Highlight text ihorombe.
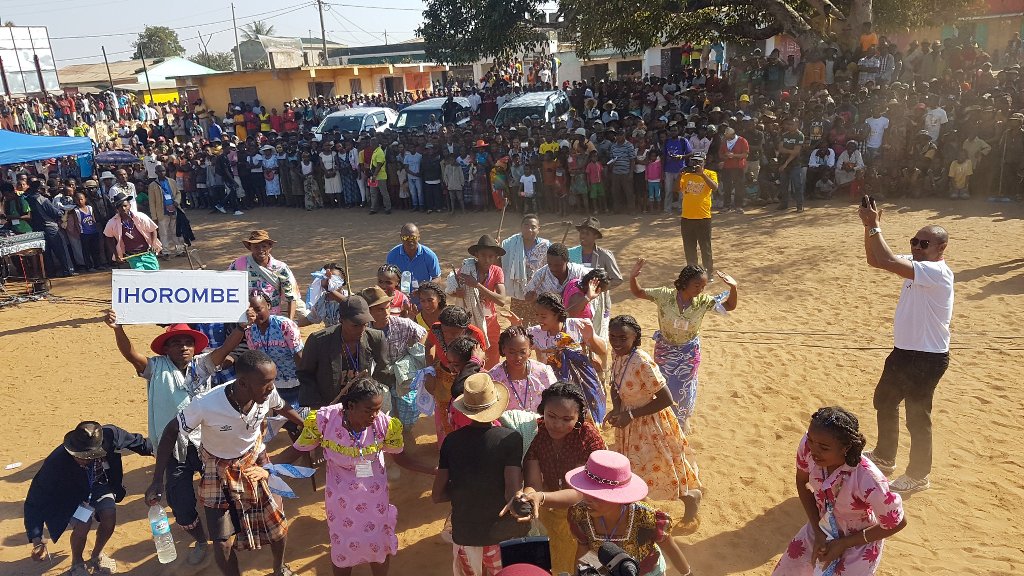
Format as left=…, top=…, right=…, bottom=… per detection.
left=115, top=287, right=242, bottom=305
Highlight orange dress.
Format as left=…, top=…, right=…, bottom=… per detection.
left=611, top=348, right=701, bottom=501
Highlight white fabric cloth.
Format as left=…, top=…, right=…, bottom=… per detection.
left=893, top=256, right=954, bottom=353
left=446, top=258, right=491, bottom=348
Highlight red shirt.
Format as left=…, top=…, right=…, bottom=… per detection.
left=718, top=136, right=749, bottom=170
left=270, top=114, right=283, bottom=133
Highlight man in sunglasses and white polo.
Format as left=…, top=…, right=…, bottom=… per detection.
left=857, top=195, right=953, bottom=494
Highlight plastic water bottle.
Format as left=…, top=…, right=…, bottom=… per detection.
left=149, top=505, right=177, bottom=563
left=400, top=270, right=412, bottom=294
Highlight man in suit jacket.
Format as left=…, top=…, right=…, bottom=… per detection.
left=297, top=295, right=393, bottom=410
left=147, top=163, right=183, bottom=258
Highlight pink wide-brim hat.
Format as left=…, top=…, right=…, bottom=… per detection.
left=565, top=450, right=649, bottom=504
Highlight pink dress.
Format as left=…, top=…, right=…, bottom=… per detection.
left=562, top=280, right=594, bottom=320
left=294, top=406, right=404, bottom=568
left=772, top=435, right=905, bottom=576
left=487, top=359, right=557, bottom=412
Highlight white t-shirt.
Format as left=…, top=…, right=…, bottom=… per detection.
left=864, top=116, right=889, bottom=149
left=179, top=384, right=284, bottom=459
left=520, top=174, right=538, bottom=197
left=143, top=155, right=160, bottom=179
left=924, top=108, right=948, bottom=142
left=893, top=257, right=954, bottom=353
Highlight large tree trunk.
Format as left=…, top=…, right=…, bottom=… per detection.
left=846, top=0, right=873, bottom=50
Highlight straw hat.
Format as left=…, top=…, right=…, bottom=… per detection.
left=452, top=373, right=509, bottom=423
left=565, top=450, right=649, bottom=504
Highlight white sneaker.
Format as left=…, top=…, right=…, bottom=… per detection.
left=889, top=474, right=930, bottom=493
left=233, top=210, right=245, bottom=216
left=215, top=205, right=227, bottom=214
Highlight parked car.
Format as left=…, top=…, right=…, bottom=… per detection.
left=493, top=91, right=571, bottom=127
left=313, top=107, right=397, bottom=140
left=394, top=97, right=472, bottom=131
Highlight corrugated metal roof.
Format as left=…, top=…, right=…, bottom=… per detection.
left=57, top=57, right=217, bottom=87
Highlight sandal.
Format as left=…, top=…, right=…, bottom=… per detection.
left=89, top=553, right=118, bottom=574
left=277, top=564, right=298, bottom=576
left=67, top=562, right=90, bottom=576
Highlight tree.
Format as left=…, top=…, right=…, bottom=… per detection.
left=242, top=20, right=276, bottom=41
left=420, top=0, right=984, bottom=64
left=189, top=51, right=236, bottom=71
left=4, top=21, right=15, bottom=27
left=132, top=26, right=185, bottom=60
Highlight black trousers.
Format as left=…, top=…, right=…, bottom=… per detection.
left=165, top=442, right=203, bottom=529
left=872, top=347, right=949, bottom=478
left=679, top=217, right=713, bottom=274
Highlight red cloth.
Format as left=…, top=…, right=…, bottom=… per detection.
left=524, top=421, right=606, bottom=491
left=718, top=136, right=749, bottom=170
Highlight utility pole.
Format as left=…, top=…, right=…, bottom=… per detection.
left=231, top=3, right=242, bottom=71
left=317, top=0, right=328, bottom=65
left=101, top=46, right=114, bottom=90
left=138, top=43, right=155, bottom=104
left=384, top=30, right=388, bottom=45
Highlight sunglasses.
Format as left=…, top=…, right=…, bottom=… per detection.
left=401, top=235, right=419, bottom=242
left=910, top=237, right=931, bottom=249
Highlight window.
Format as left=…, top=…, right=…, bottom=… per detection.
left=308, top=82, right=335, bottom=99
left=349, top=78, right=363, bottom=94
left=228, top=87, right=258, bottom=106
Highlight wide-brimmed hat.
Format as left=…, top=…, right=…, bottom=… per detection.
left=475, top=139, right=488, bottom=148
left=111, top=191, right=133, bottom=207
left=575, top=216, right=603, bottom=239
left=63, top=421, right=107, bottom=460
left=242, top=229, right=276, bottom=248
left=339, top=294, right=374, bottom=324
left=99, top=171, right=116, bottom=180
left=150, top=323, right=210, bottom=354
left=359, top=286, right=390, bottom=308
left=468, top=234, right=506, bottom=257
left=565, top=450, right=649, bottom=504
left=452, top=373, right=509, bottom=423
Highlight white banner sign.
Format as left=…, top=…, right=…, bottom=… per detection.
left=111, top=270, right=249, bottom=324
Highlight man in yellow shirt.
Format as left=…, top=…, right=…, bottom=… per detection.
left=679, top=153, right=719, bottom=275
left=538, top=135, right=560, bottom=156
left=368, top=135, right=391, bottom=214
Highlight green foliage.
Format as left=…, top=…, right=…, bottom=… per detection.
left=242, top=21, right=276, bottom=41
left=131, top=26, right=185, bottom=60
left=420, top=0, right=980, bottom=63
left=189, top=51, right=236, bottom=71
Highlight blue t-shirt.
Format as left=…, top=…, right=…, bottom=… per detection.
left=386, top=243, right=442, bottom=285
left=664, top=137, right=693, bottom=173
left=404, top=152, right=423, bottom=176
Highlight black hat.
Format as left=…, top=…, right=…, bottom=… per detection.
left=111, top=191, right=133, bottom=207
left=575, top=216, right=603, bottom=239
left=339, top=294, right=374, bottom=324
left=468, top=234, right=506, bottom=257
left=63, top=421, right=107, bottom=460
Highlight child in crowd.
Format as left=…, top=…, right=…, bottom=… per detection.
left=378, top=264, right=414, bottom=318
left=948, top=148, right=973, bottom=200
left=645, top=149, right=663, bottom=213
left=585, top=150, right=606, bottom=213
left=520, top=163, right=539, bottom=215
left=443, top=153, right=465, bottom=213
left=508, top=153, right=525, bottom=213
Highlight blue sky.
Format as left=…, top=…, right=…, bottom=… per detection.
left=1, top=0, right=426, bottom=66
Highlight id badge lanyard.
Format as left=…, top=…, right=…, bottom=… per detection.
left=348, top=419, right=376, bottom=478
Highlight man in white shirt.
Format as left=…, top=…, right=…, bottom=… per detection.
left=858, top=197, right=953, bottom=494
left=923, top=99, right=948, bottom=143
left=146, top=350, right=304, bottom=576
left=466, top=89, right=481, bottom=113
left=109, top=169, right=138, bottom=212
left=863, top=107, right=889, bottom=165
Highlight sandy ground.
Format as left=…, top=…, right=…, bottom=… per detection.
left=1, top=198, right=1022, bottom=576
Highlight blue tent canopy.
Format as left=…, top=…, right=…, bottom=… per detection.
left=0, top=129, right=94, bottom=165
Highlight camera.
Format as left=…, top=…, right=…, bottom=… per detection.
left=575, top=543, right=639, bottom=576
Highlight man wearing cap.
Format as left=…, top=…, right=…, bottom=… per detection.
left=386, top=223, right=443, bottom=292
left=147, top=163, right=184, bottom=259
left=662, top=123, right=693, bottom=214
left=229, top=230, right=302, bottom=321
left=106, top=309, right=249, bottom=563
left=678, top=153, right=719, bottom=275
left=24, top=421, right=153, bottom=576
left=567, top=217, right=622, bottom=338
left=147, top=350, right=305, bottom=576
left=297, top=294, right=392, bottom=409
left=102, top=190, right=161, bottom=270
left=432, top=373, right=528, bottom=576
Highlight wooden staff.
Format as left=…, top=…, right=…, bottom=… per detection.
left=495, top=201, right=508, bottom=241
left=341, top=237, right=351, bottom=290
left=560, top=220, right=574, bottom=244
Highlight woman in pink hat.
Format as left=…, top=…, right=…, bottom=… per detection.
left=565, top=450, right=693, bottom=576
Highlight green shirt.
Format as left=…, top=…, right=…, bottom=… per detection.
left=644, top=286, right=724, bottom=345
left=4, top=196, right=32, bottom=233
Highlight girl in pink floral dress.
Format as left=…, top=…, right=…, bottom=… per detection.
left=773, top=407, right=907, bottom=576
left=290, top=378, right=434, bottom=575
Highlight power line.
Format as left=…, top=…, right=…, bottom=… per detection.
left=325, top=2, right=422, bottom=11
left=327, top=6, right=386, bottom=44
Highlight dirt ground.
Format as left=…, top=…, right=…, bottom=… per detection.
left=1, top=198, right=1022, bottom=576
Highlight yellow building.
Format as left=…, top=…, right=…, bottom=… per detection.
left=170, top=63, right=452, bottom=116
